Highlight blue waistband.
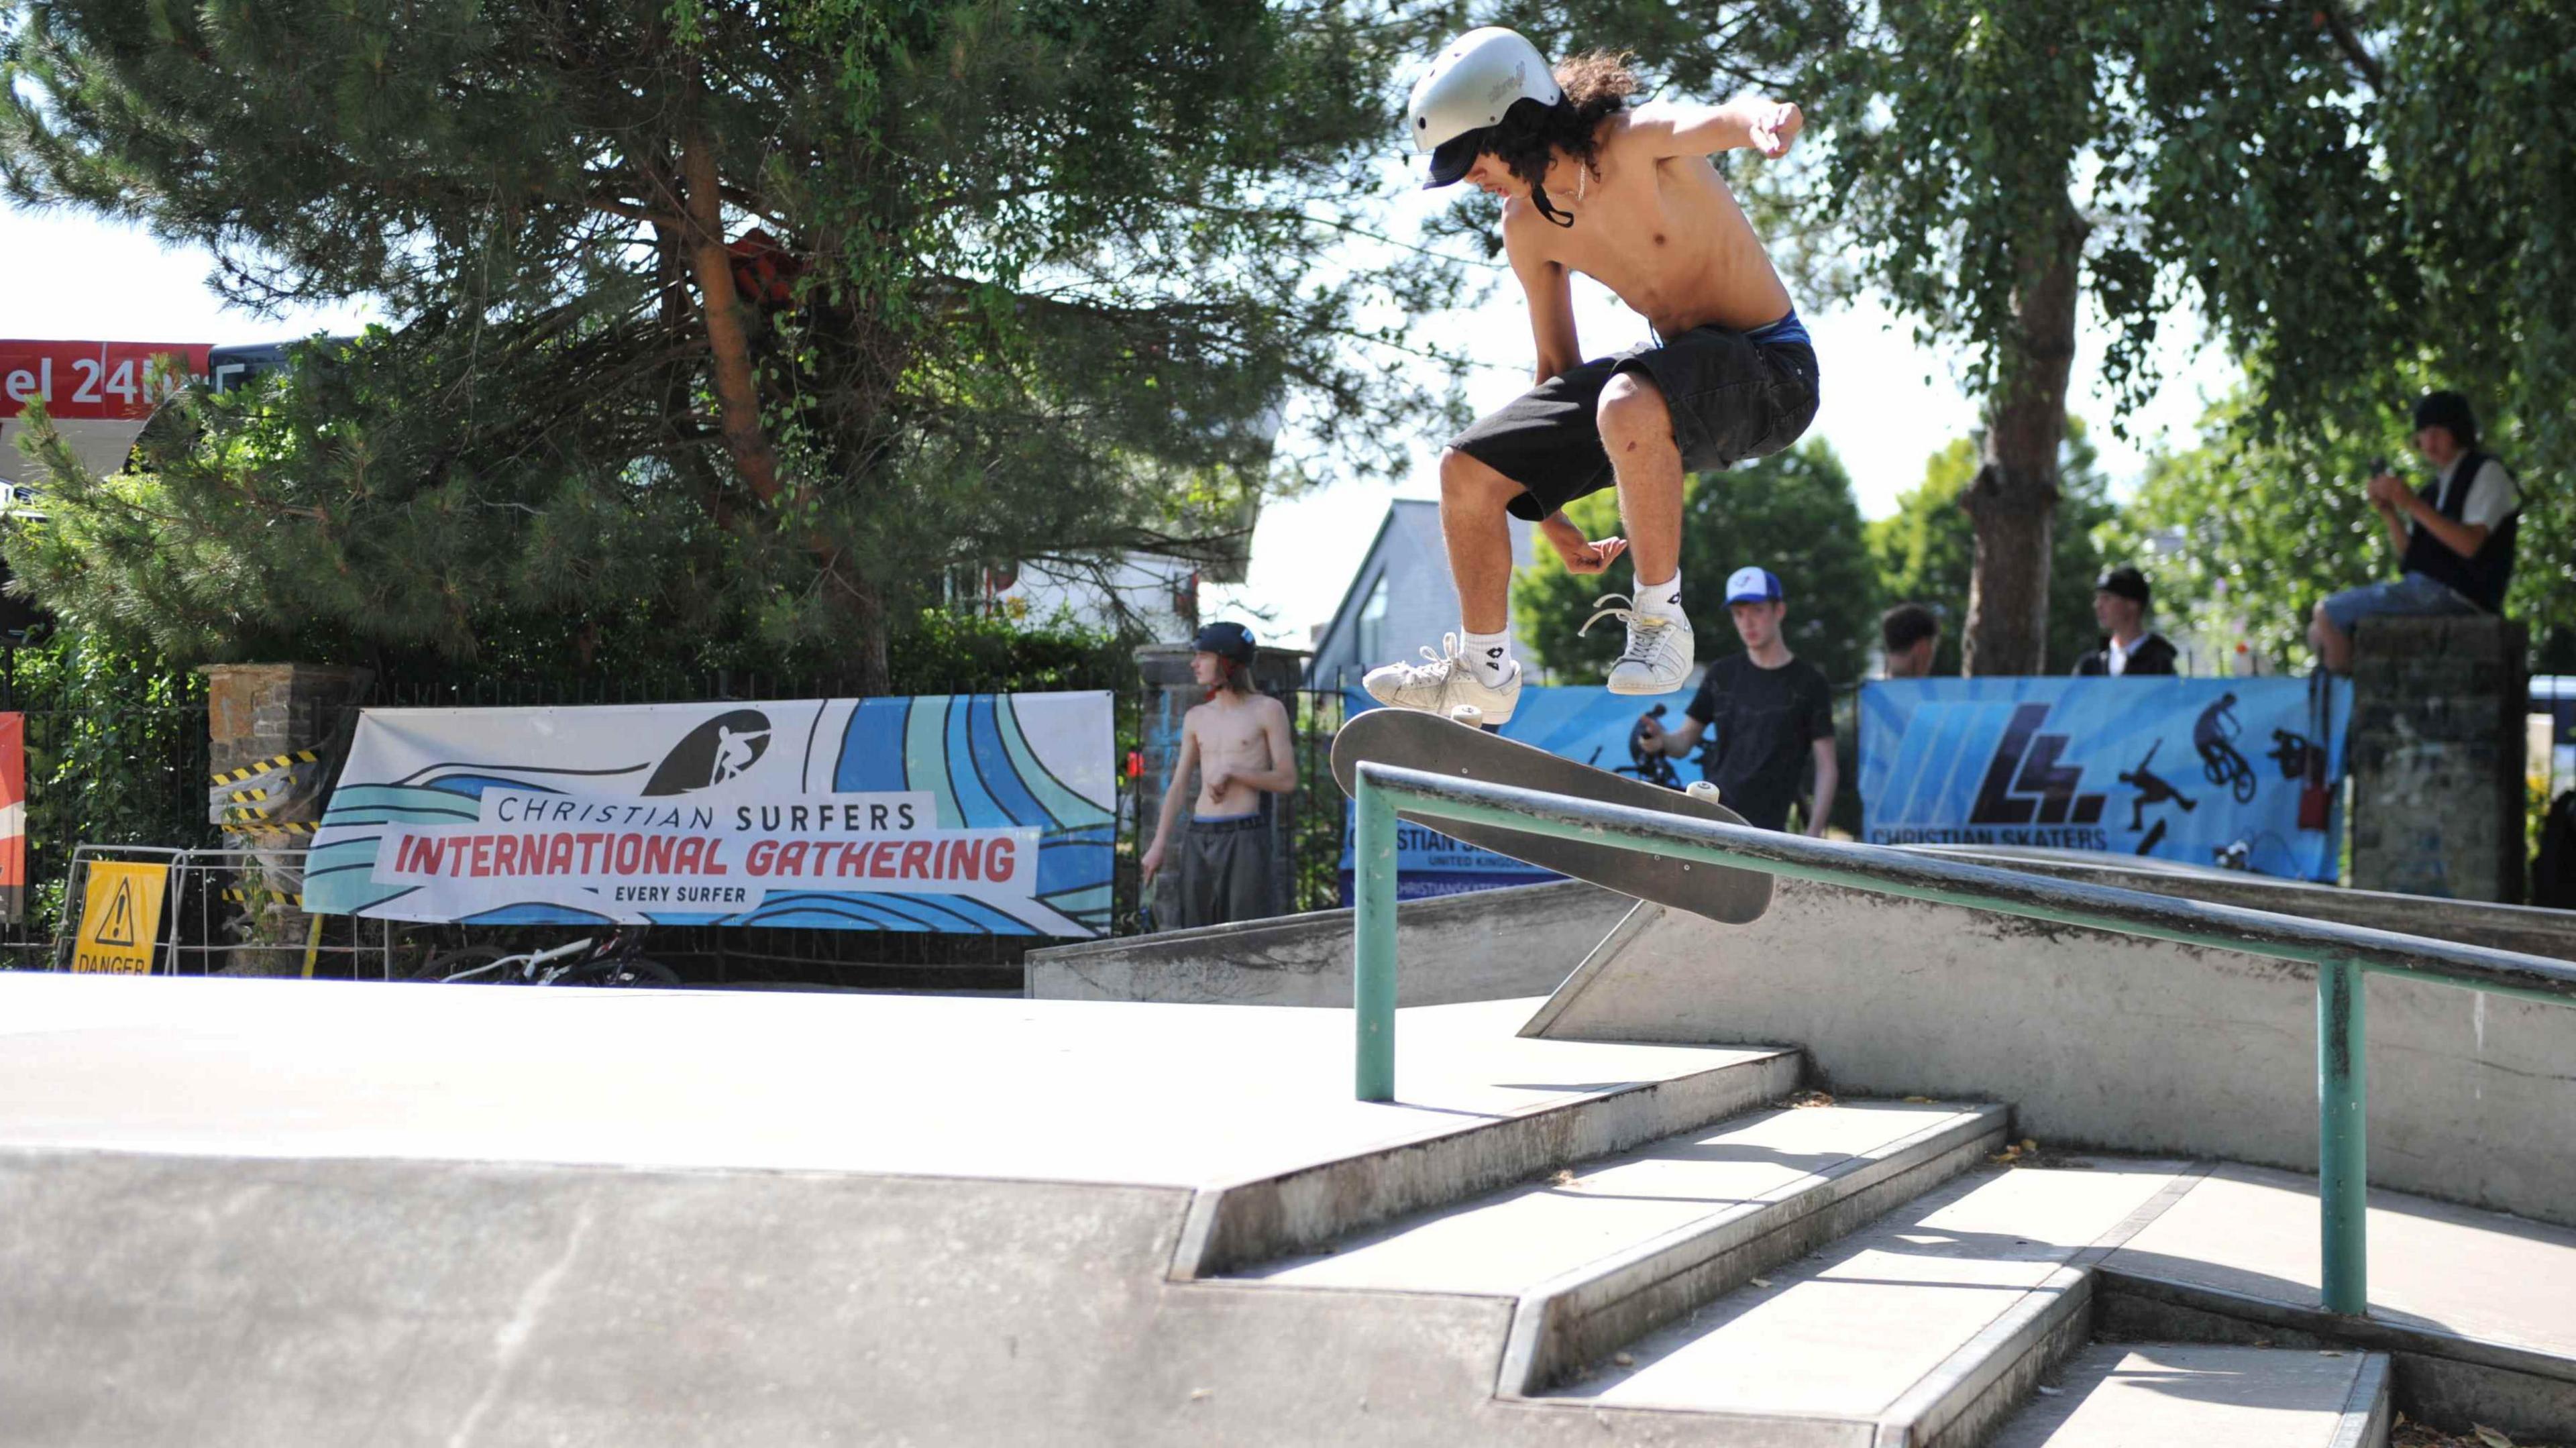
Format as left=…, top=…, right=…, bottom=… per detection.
left=1746, top=309, right=1811, bottom=349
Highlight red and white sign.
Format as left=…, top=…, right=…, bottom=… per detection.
left=0, top=340, right=211, bottom=421
left=0, top=714, right=23, bottom=924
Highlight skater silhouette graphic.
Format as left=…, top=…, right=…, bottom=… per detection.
left=2118, top=739, right=2199, bottom=854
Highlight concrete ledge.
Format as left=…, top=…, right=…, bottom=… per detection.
left=1173, top=1046, right=1802, bottom=1278
left=1913, top=846, right=2576, bottom=962
left=1030, top=879, right=1632, bottom=1007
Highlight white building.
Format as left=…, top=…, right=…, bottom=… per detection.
left=1306, top=500, right=1539, bottom=690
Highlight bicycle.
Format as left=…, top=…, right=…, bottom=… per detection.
left=408, top=926, right=681, bottom=987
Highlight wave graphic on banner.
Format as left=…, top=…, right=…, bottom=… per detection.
left=305, top=693, right=1116, bottom=936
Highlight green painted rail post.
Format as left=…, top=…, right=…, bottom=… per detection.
left=1353, top=771, right=1398, bottom=1102
left=2318, top=958, right=2368, bottom=1315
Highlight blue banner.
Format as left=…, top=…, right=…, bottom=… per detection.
left=1337, top=685, right=1694, bottom=901
left=1859, top=677, right=2349, bottom=881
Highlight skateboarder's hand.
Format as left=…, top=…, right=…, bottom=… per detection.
left=1550, top=531, right=1627, bottom=575
left=1141, top=842, right=1166, bottom=884
left=1203, top=766, right=1233, bottom=798
left=1635, top=713, right=1666, bottom=749
left=1749, top=102, right=1802, bottom=158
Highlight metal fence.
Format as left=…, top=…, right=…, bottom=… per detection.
left=0, top=655, right=212, bottom=972
left=13, top=665, right=1362, bottom=981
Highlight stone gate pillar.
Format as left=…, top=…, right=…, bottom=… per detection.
left=2347, top=615, right=2526, bottom=903
left=200, top=663, right=374, bottom=975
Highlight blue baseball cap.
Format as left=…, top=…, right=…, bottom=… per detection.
left=1725, top=566, right=1784, bottom=605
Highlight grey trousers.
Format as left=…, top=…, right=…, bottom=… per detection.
left=1173, top=815, right=1279, bottom=930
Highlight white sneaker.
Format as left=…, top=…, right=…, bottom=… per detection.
left=1582, top=595, right=1696, bottom=695
left=1362, top=632, right=1521, bottom=724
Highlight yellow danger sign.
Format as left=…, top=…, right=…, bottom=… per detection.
left=74, top=862, right=170, bottom=974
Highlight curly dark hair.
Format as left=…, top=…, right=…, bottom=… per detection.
left=1479, top=51, right=1642, bottom=227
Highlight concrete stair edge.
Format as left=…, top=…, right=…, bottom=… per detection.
left=1169, top=1047, right=1803, bottom=1278
left=1986, top=1345, right=2392, bottom=1448
left=2337, top=1353, right=2396, bottom=1448
left=1499, top=1104, right=2011, bottom=1395
left=1874, top=1166, right=2215, bottom=1448
left=2096, top=1268, right=2576, bottom=1388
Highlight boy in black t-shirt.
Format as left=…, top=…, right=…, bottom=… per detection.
left=1633, top=566, right=1837, bottom=833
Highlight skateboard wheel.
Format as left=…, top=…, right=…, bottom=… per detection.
left=1448, top=705, right=1484, bottom=726
left=1686, top=781, right=1722, bottom=803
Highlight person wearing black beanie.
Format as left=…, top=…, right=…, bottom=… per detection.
left=2074, top=565, right=2180, bottom=675
left=2309, top=390, right=2520, bottom=672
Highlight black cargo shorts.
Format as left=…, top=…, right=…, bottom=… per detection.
left=1449, top=313, right=1821, bottom=522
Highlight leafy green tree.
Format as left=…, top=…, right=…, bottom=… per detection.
left=1868, top=420, right=2114, bottom=675
left=2096, top=390, right=2435, bottom=674
left=0, top=0, right=1460, bottom=687
left=1515, top=439, right=1878, bottom=687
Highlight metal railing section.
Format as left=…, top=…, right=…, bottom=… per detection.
left=1348, top=761, right=2576, bottom=1320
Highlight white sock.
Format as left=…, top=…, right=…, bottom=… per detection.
left=1635, top=569, right=1686, bottom=622
left=1462, top=628, right=1514, bottom=685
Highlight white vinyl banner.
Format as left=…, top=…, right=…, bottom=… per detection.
left=305, top=693, right=1115, bottom=936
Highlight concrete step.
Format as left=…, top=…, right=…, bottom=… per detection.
left=1173, top=1038, right=1803, bottom=1277
left=1535, top=1158, right=2200, bottom=1448
left=1988, top=1343, right=2390, bottom=1447
left=1231, top=1099, right=2007, bottom=1393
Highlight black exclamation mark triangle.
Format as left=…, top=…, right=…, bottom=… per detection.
left=97, top=879, right=139, bottom=948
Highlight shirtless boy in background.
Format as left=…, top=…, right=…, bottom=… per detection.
left=1141, top=622, right=1297, bottom=929
left=1365, top=28, right=1817, bottom=724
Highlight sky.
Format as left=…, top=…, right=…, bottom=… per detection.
left=0, top=194, right=2241, bottom=649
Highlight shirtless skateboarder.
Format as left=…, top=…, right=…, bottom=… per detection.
left=1364, top=27, right=1818, bottom=724
left=1141, top=622, right=1297, bottom=928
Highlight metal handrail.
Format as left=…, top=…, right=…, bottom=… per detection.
left=1349, top=761, right=2576, bottom=1319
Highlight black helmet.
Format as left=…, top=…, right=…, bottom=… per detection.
left=1193, top=620, right=1256, bottom=666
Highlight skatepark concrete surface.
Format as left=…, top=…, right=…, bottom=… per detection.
left=0, top=972, right=1764, bottom=1184
left=6, top=967, right=2573, bottom=1446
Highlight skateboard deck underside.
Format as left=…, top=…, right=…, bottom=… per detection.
left=1331, top=708, right=1774, bottom=925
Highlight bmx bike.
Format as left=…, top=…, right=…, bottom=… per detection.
left=407, top=926, right=680, bottom=987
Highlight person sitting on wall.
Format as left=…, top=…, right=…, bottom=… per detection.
left=2309, top=390, right=2521, bottom=674
left=1880, top=602, right=1941, bottom=679
left=2073, top=566, right=2179, bottom=676
left=1140, top=622, right=1296, bottom=930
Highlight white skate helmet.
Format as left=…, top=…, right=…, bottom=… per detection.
left=1407, top=27, right=1562, bottom=187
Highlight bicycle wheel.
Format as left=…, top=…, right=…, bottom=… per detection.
left=560, top=957, right=682, bottom=988
left=411, top=946, right=509, bottom=983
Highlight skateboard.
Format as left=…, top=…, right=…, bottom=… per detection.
left=1331, top=706, right=1774, bottom=924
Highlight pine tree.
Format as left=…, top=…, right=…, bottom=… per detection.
left=0, top=0, right=1461, bottom=685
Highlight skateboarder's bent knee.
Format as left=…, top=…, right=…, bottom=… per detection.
left=1438, top=446, right=1527, bottom=512
left=1594, top=372, right=1672, bottom=455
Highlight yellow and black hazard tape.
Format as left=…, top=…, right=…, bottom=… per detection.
left=219, top=887, right=305, bottom=907
left=218, top=820, right=315, bottom=836
left=227, top=787, right=271, bottom=804
left=211, top=747, right=321, bottom=787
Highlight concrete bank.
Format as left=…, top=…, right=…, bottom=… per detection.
left=1026, top=877, right=1629, bottom=1006
left=1528, top=879, right=2576, bottom=1229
